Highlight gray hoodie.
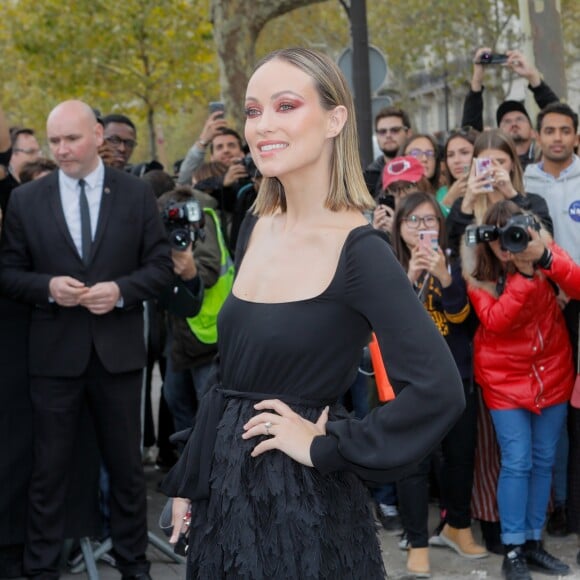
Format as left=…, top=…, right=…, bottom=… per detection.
left=524, top=155, right=580, bottom=264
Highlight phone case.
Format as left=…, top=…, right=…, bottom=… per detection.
left=475, top=157, right=494, bottom=191
left=418, top=230, right=438, bottom=251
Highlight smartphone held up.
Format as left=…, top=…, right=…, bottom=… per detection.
left=475, top=157, right=494, bottom=192
left=418, top=230, right=439, bottom=252
left=377, top=195, right=396, bottom=211
left=476, top=52, right=508, bottom=65
left=209, top=101, right=225, bottom=119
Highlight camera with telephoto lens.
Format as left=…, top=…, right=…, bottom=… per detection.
left=465, top=214, right=540, bottom=253
left=161, top=200, right=205, bottom=251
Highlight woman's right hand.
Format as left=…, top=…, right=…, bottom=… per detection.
left=169, top=497, right=191, bottom=545
left=372, top=204, right=394, bottom=234
left=408, top=246, right=431, bottom=285
left=461, top=161, right=491, bottom=214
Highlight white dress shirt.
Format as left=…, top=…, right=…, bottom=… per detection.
left=59, top=160, right=105, bottom=259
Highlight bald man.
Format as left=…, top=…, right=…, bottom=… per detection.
left=0, top=100, right=173, bottom=580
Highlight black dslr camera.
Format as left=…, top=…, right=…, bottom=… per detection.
left=235, top=154, right=260, bottom=179
left=465, top=214, right=540, bottom=253
left=161, top=200, right=205, bottom=251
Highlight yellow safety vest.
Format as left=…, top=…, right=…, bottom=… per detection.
left=186, top=208, right=234, bottom=344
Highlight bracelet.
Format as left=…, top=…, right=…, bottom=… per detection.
left=198, top=138, right=208, bottom=148
left=535, top=247, right=553, bottom=270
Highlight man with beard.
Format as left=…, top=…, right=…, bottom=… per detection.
left=364, top=106, right=412, bottom=197
left=462, top=47, right=559, bottom=169
left=524, top=101, right=580, bottom=546
left=524, top=102, right=579, bottom=269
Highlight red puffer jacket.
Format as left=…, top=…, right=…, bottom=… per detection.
left=466, top=243, right=580, bottom=413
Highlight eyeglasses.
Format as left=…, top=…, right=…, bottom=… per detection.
left=105, top=135, right=137, bottom=149
left=376, top=126, right=407, bottom=136
left=408, top=148, right=436, bottom=159
left=401, top=214, right=440, bottom=229
left=13, top=147, right=41, bottom=155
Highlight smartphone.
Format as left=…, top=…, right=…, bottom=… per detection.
left=209, top=101, right=225, bottom=118
left=475, top=157, right=494, bottom=191
left=477, top=52, right=508, bottom=65
left=418, top=230, right=439, bottom=251
left=377, top=195, right=395, bottom=210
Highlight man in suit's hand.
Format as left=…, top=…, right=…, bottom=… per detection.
left=49, top=276, right=88, bottom=306
left=79, top=281, right=121, bottom=314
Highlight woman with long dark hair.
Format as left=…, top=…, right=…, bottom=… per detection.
left=463, top=199, right=580, bottom=579
left=437, top=126, right=479, bottom=217
left=446, top=129, right=552, bottom=257
left=391, top=192, right=485, bottom=576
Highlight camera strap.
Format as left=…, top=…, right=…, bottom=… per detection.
left=495, top=274, right=506, bottom=297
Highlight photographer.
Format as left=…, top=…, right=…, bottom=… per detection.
left=158, top=186, right=228, bottom=432
left=179, top=124, right=250, bottom=252
left=177, top=110, right=228, bottom=186
left=446, top=129, right=552, bottom=257
left=462, top=200, right=580, bottom=580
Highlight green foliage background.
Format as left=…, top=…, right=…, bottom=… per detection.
left=0, top=0, right=576, bottom=166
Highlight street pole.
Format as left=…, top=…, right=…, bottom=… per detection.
left=350, top=0, right=373, bottom=169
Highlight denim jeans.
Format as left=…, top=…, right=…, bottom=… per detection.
left=552, top=415, right=569, bottom=505
left=163, top=357, right=215, bottom=433
left=490, top=402, right=567, bottom=545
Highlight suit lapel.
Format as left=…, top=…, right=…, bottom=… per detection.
left=47, top=173, right=82, bottom=260
left=90, top=167, right=115, bottom=260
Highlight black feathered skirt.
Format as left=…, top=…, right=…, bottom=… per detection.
left=185, top=398, right=386, bottom=579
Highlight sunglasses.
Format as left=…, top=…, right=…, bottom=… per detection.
left=376, top=126, right=407, bottom=136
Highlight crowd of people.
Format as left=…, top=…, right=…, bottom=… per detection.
left=362, top=48, right=580, bottom=580
left=0, top=44, right=579, bottom=580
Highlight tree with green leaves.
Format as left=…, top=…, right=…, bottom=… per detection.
left=2, top=0, right=218, bottom=160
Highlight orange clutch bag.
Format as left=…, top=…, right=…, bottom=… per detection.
left=368, top=332, right=395, bottom=402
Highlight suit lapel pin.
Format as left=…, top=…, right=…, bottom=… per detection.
left=104, top=187, right=111, bottom=194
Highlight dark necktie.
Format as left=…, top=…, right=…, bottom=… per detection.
left=78, top=179, right=92, bottom=264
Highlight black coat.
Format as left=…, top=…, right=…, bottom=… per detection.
left=0, top=167, right=173, bottom=377
left=0, top=166, right=173, bottom=576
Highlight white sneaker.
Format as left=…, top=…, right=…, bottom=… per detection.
left=398, top=532, right=410, bottom=551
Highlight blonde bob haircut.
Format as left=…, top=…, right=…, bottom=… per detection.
left=249, top=47, right=375, bottom=216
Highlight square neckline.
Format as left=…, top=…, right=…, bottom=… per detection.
left=231, top=222, right=373, bottom=306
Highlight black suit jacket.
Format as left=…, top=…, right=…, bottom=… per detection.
left=0, top=166, right=173, bottom=377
